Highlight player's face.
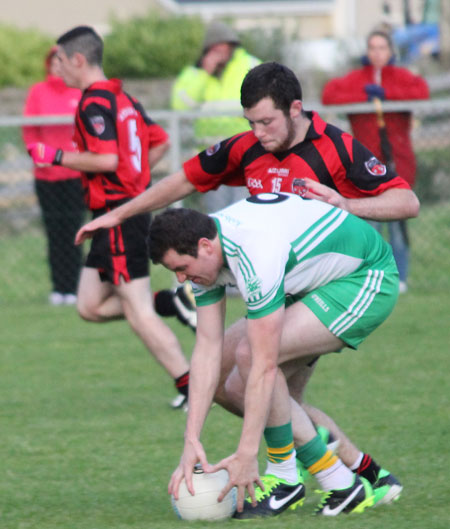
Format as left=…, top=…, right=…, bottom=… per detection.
left=162, top=243, right=221, bottom=287
left=244, top=97, right=298, bottom=152
left=49, top=55, right=62, bottom=77
left=55, top=47, right=80, bottom=89
left=367, top=35, right=392, bottom=69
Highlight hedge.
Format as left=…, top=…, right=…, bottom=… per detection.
left=0, top=14, right=284, bottom=87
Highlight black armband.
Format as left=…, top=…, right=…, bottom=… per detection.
left=53, top=149, right=64, bottom=166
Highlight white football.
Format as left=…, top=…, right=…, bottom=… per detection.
left=171, top=467, right=237, bottom=521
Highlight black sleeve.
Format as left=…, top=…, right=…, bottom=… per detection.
left=347, top=138, right=399, bottom=191
left=79, top=101, right=117, bottom=142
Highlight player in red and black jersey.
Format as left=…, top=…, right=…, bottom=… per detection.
left=76, top=63, right=416, bottom=510
left=74, top=78, right=168, bottom=210
left=28, top=26, right=194, bottom=408
left=184, top=110, right=408, bottom=200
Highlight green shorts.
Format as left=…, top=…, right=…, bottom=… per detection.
left=292, top=256, right=399, bottom=349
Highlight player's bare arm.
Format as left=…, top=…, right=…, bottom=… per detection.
left=346, top=187, right=420, bottom=220
left=303, top=178, right=420, bottom=221
left=75, top=169, right=196, bottom=245
left=60, top=151, right=118, bottom=173
left=27, top=142, right=118, bottom=173
left=169, top=300, right=226, bottom=499
left=210, top=307, right=284, bottom=511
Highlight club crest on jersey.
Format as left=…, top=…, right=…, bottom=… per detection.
left=292, top=178, right=308, bottom=197
left=206, top=143, right=221, bottom=156
left=245, top=276, right=262, bottom=298
left=365, top=156, right=387, bottom=176
left=90, top=115, right=105, bottom=135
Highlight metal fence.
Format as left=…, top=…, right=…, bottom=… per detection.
left=1, top=100, right=449, bottom=304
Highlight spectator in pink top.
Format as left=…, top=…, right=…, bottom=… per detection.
left=23, top=46, right=85, bottom=305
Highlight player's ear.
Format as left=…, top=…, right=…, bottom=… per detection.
left=198, top=237, right=213, bottom=255
left=72, top=51, right=86, bottom=68
left=290, top=100, right=303, bottom=119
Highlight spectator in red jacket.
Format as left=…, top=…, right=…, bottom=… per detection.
left=321, top=30, right=429, bottom=293
left=23, top=46, right=85, bottom=305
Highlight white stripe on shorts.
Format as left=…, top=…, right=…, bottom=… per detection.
left=328, top=269, right=384, bottom=337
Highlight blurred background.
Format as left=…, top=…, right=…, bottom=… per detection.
left=0, top=0, right=449, bottom=303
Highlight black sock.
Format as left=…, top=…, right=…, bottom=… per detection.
left=175, top=371, right=189, bottom=397
left=355, top=453, right=381, bottom=484
left=154, top=290, right=176, bottom=317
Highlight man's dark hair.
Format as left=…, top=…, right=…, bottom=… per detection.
left=149, top=208, right=217, bottom=264
left=241, top=62, right=303, bottom=115
left=57, top=26, right=103, bottom=66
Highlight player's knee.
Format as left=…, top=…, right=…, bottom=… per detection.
left=223, top=370, right=244, bottom=406
left=77, top=299, right=102, bottom=322
left=235, top=340, right=252, bottom=373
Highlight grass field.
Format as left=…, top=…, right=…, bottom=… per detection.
left=1, top=201, right=449, bottom=528
left=1, top=257, right=448, bottom=529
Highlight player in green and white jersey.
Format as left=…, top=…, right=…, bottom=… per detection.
left=150, top=193, right=400, bottom=518
left=195, top=193, right=398, bottom=346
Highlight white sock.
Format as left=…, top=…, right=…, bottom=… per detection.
left=264, top=451, right=298, bottom=484
left=350, top=451, right=364, bottom=471
left=314, top=459, right=355, bottom=491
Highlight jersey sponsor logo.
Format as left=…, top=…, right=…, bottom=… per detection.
left=311, top=293, right=329, bottom=312
left=247, top=177, right=263, bottom=189
left=245, top=275, right=262, bottom=298
left=206, top=143, right=221, bottom=156
left=90, top=115, right=105, bottom=135
left=364, top=156, right=387, bottom=176
left=268, top=167, right=290, bottom=177
left=118, top=106, right=137, bottom=122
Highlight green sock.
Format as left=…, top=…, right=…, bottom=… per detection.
left=296, top=434, right=327, bottom=468
left=264, top=422, right=295, bottom=463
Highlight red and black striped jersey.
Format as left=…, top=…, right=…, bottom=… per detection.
left=74, top=79, right=168, bottom=210
left=183, top=111, right=410, bottom=198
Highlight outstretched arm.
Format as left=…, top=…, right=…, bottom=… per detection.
left=75, top=169, right=196, bottom=244
left=303, top=178, right=420, bottom=221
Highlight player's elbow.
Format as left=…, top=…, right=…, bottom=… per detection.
left=406, top=191, right=420, bottom=219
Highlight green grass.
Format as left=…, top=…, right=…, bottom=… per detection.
left=1, top=274, right=449, bottom=528
left=1, top=201, right=449, bottom=528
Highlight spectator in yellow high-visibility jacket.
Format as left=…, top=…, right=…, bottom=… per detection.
left=171, top=21, right=261, bottom=143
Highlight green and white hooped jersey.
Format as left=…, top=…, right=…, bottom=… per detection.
left=192, top=193, right=394, bottom=319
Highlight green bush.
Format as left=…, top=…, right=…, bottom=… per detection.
left=104, top=14, right=204, bottom=78
left=103, top=13, right=286, bottom=79
left=0, top=24, right=52, bottom=88
left=0, top=15, right=286, bottom=87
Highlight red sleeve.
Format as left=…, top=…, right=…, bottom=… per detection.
left=341, top=135, right=411, bottom=197
left=184, top=134, right=250, bottom=192
left=147, top=122, right=169, bottom=148
left=321, top=71, right=368, bottom=105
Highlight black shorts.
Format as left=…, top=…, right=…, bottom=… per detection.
left=85, top=209, right=151, bottom=285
